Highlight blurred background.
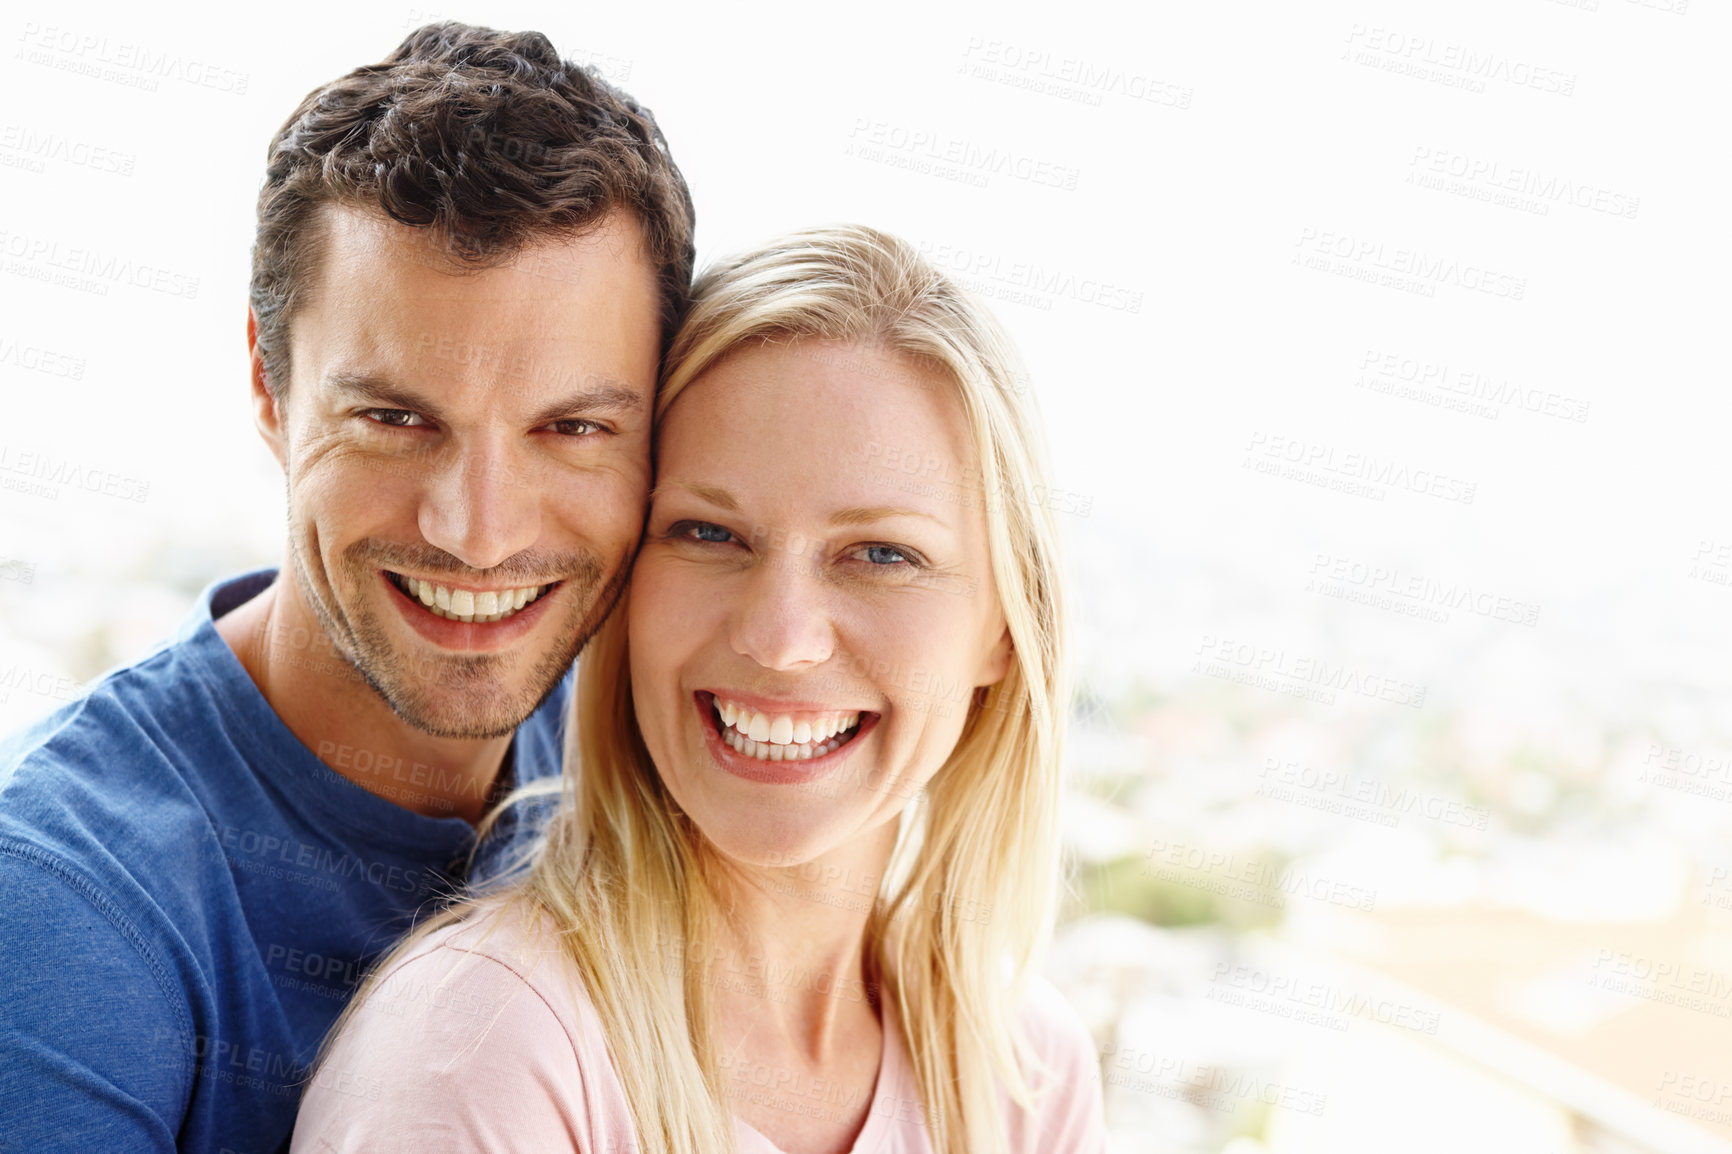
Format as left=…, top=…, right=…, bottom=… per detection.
left=3, top=0, right=1729, bottom=1150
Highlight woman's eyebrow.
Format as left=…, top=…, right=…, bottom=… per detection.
left=646, top=488, right=946, bottom=527
left=649, top=481, right=739, bottom=511
left=828, top=506, right=944, bottom=527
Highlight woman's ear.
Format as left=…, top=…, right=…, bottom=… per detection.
left=976, top=624, right=1014, bottom=688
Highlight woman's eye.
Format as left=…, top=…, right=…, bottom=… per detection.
left=857, top=544, right=918, bottom=567
left=682, top=522, right=734, bottom=544
left=365, top=409, right=427, bottom=428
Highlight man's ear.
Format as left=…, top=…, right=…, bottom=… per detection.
left=976, top=623, right=1014, bottom=688
left=247, top=308, right=288, bottom=470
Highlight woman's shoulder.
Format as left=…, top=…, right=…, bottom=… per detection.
left=292, top=901, right=635, bottom=1152
left=407, top=900, right=574, bottom=989
left=1007, top=976, right=1108, bottom=1153
left=1016, top=975, right=1097, bottom=1063
left=355, top=901, right=590, bottom=1038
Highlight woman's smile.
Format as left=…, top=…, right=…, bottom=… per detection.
left=694, top=690, right=880, bottom=784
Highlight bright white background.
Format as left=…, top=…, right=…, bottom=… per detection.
left=3, top=1, right=1730, bottom=1150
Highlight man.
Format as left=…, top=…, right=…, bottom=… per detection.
left=0, top=22, right=692, bottom=1152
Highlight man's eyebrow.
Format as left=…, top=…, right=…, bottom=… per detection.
left=527, top=383, right=644, bottom=426
left=828, top=506, right=945, bottom=527
left=328, top=373, right=448, bottom=422
left=650, top=481, right=740, bottom=511
left=326, top=373, right=644, bottom=425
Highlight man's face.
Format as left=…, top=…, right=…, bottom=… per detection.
left=266, top=204, right=660, bottom=738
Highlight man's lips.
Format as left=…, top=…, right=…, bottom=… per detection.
left=378, top=569, right=563, bottom=649
left=384, top=570, right=557, bottom=623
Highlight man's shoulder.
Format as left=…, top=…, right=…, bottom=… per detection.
left=0, top=642, right=222, bottom=847
left=0, top=571, right=278, bottom=836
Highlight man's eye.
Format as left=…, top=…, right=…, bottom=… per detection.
left=364, top=409, right=427, bottom=428
left=550, top=418, right=605, bottom=437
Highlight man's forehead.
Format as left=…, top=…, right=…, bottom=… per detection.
left=311, top=200, right=644, bottom=279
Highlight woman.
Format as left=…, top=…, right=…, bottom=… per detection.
left=293, top=225, right=1104, bottom=1153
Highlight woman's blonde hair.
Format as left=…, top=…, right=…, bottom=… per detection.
left=324, top=225, right=1070, bottom=1152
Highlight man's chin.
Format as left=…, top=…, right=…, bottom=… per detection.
left=364, top=662, right=543, bottom=740
left=342, top=621, right=563, bottom=739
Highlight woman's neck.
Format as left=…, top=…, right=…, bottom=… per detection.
left=706, top=821, right=898, bottom=1063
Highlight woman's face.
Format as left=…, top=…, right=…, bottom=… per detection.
left=628, top=338, right=1012, bottom=868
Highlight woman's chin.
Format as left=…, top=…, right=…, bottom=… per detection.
left=703, top=824, right=834, bottom=871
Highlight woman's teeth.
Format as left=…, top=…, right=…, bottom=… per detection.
left=390, top=572, right=548, bottom=624
left=714, top=698, right=862, bottom=762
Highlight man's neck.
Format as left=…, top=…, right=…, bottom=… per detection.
left=214, top=570, right=513, bottom=825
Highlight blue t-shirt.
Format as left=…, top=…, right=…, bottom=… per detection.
left=0, top=570, right=568, bottom=1153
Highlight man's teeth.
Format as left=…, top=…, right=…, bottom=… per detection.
left=392, top=573, right=548, bottom=623
left=714, top=698, right=862, bottom=762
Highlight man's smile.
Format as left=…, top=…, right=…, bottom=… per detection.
left=383, top=570, right=559, bottom=624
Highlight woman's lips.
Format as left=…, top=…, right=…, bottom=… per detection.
left=695, top=691, right=879, bottom=784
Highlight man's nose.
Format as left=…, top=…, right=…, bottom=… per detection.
left=417, top=440, right=541, bottom=571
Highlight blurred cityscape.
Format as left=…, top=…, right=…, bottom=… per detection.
left=1043, top=524, right=1732, bottom=1154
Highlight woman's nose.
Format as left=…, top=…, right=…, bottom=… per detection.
left=727, top=543, right=835, bottom=672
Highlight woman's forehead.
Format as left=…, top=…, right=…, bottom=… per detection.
left=656, top=347, right=974, bottom=520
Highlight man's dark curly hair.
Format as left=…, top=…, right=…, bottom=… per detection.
left=249, top=21, right=695, bottom=397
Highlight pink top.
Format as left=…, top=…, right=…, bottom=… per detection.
left=291, top=906, right=1106, bottom=1153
